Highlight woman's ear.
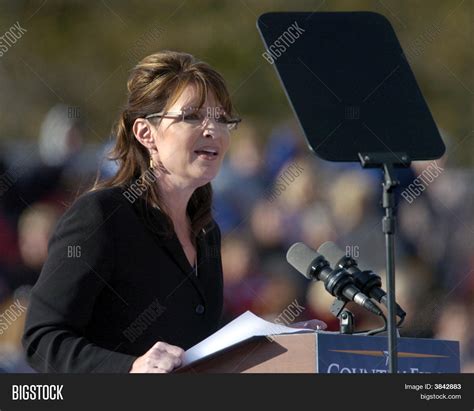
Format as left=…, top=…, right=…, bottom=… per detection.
left=132, top=118, right=157, bottom=151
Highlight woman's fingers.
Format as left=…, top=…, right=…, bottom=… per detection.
left=156, top=354, right=179, bottom=371
left=130, top=341, right=185, bottom=373
left=148, top=342, right=184, bottom=370
left=151, top=341, right=184, bottom=358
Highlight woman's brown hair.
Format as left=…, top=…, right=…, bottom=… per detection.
left=91, top=50, right=235, bottom=242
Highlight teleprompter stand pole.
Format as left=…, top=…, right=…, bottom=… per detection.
left=359, top=152, right=411, bottom=373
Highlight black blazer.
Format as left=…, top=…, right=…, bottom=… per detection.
left=22, top=186, right=223, bottom=373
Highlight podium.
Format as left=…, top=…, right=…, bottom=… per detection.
left=176, top=333, right=460, bottom=373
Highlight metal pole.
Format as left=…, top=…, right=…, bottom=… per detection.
left=382, top=164, right=398, bottom=373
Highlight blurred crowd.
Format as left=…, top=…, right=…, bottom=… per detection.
left=0, top=104, right=473, bottom=372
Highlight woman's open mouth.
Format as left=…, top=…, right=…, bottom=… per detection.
left=194, top=147, right=219, bottom=161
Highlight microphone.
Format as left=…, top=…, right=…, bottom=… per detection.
left=317, top=241, right=406, bottom=319
left=286, top=242, right=383, bottom=316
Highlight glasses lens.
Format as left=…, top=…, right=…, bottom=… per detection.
left=182, top=107, right=204, bottom=124
left=181, top=107, right=239, bottom=131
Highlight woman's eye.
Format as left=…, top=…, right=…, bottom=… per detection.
left=184, top=113, right=201, bottom=121
left=216, top=116, right=231, bottom=124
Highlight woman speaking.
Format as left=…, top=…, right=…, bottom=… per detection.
left=22, top=51, right=240, bottom=373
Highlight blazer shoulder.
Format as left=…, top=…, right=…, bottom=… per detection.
left=53, top=186, right=128, bottom=233
left=73, top=186, right=127, bottom=207
left=65, top=186, right=129, bottom=216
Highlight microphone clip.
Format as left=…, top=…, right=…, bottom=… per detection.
left=330, top=298, right=355, bottom=335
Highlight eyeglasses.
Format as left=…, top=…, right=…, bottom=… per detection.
left=145, top=107, right=241, bottom=131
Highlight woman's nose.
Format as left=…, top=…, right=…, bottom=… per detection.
left=203, top=122, right=221, bottom=139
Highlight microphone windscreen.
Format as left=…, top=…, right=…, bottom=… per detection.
left=286, top=242, right=320, bottom=279
left=318, top=241, right=374, bottom=271
left=317, top=241, right=345, bottom=267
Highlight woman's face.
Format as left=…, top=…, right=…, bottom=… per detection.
left=150, top=84, right=231, bottom=189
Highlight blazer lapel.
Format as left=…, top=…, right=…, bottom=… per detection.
left=159, top=234, right=207, bottom=302
left=131, top=197, right=207, bottom=300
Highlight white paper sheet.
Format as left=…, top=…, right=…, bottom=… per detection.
left=182, top=311, right=313, bottom=367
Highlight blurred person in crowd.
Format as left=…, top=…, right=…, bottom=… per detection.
left=0, top=284, right=33, bottom=372
left=250, top=198, right=287, bottom=259
left=270, top=156, right=325, bottom=246
left=434, top=299, right=474, bottom=372
left=0, top=104, right=83, bottom=225
left=398, top=165, right=472, bottom=294
left=275, top=156, right=318, bottom=213
left=263, top=121, right=307, bottom=183
left=252, top=256, right=304, bottom=321
left=220, top=232, right=266, bottom=322
left=212, top=123, right=264, bottom=233
left=379, top=260, right=435, bottom=338
left=327, top=171, right=375, bottom=236
left=4, top=203, right=60, bottom=294
left=326, top=170, right=390, bottom=270
left=299, top=205, right=337, bottom=251
left=0, top=203, right=54, bottom=373
left=22, top=51, right=240, bottom=373
left=38, top=104, right=83, bottom=168
left=0, top=156, right=21, bottom=273
left=97, top=139, right=120, bottom=180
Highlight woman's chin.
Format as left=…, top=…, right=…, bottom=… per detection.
left=192, top=165, right=219, bottom=182
left=192, top=172, right=216, bottom=187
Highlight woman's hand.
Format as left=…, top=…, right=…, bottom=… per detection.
left=129, top=341, right=185, bottom=373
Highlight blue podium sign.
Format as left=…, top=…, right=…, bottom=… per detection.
left=316, top=334, right=460, bottom=373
